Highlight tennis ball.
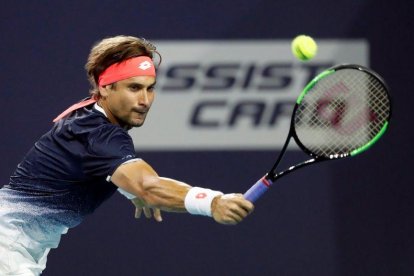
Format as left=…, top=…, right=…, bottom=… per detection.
left=291, top=35, right=318, bottom=61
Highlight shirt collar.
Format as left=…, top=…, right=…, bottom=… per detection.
left=93, top=103, right=108, bottom=118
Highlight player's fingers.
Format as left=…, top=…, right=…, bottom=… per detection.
left=135, top=207, right=143, bottom=219
left=229, top=213, right=244, bottom=224
left=223, top=194, right=254, bottom=216
left=220, top=205, right=247, bottom=225
left=153, top=208, right=163, bottom=222
left=232, top=206, right=249, bottom=220
left=143, top=207, right=152, bottom=218
left=231, top=204, right=252, bottom=223
left=221, top=212, right=243, bottom=225
left=213, top=194, right=254, bottom=225
left=238, top=199, right=255, bottom=215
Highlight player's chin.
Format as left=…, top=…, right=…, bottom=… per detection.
left=129, top=116, right=146, bottom=128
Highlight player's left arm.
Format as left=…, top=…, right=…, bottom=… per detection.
left=111, top=159, right=191, bottom=212
left=110, top=159, right=254, bottom=225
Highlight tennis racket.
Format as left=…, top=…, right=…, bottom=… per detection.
left=244, top=64, right=392, bottom=202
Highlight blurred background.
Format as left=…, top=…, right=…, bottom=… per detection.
left=0, top=1, right=413, bottom=275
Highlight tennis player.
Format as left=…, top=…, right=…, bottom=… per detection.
left=0, top=35, right=254, bottom=275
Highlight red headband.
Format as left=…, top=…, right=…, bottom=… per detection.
left=98, top=56, right=156, bottom=87
left=53, top=57, right=156, bottom=122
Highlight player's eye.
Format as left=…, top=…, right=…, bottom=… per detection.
left=129, top=84, right=141, bottom=91
left=148, top=85, right=155, bottom=92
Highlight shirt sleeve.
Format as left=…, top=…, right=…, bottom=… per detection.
left=82, top=125, right=137, bottom=178
left=118, top=188, right=137, bottom=199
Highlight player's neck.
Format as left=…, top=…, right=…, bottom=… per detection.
left=97, top=100, right=125, bottom=128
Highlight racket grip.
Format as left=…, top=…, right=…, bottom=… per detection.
left=244, top=177, right=273, bottom=203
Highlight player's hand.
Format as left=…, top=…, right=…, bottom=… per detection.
left=211, top=193, right=254, bottom=225
left=131, top=197, right=163, bottom=222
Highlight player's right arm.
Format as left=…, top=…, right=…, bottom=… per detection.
left=110, top=159, right=254, bottom=225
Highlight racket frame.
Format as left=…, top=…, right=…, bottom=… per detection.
left=244, top=64, right=391, bottom=202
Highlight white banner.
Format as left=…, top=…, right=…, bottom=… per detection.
left=130, top=40, right=369, bottom=150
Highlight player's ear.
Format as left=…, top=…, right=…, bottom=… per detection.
left=98, top=85, right=110, bottom=98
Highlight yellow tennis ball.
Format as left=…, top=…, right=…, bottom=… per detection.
left=291, top=35, right=318, bottom=61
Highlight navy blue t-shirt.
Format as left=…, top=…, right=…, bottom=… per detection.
left=2, top=105, right=137, bottom=229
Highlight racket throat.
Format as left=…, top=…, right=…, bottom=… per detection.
left=269, top=158, right=318, bottom=182
left=268, top=133, right=293, bottom=175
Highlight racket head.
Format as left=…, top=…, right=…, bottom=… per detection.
left=291, top=64, right=391, bottom=160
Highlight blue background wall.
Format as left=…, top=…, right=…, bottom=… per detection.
left=1, top=1, right=413, bottom=275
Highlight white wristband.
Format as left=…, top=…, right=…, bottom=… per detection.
left=184, top=187, right=223, bottom=217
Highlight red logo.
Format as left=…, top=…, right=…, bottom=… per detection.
left=195, top=193, right=207, bottom=199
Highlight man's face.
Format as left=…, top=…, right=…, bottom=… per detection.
left=100, top=76, right=156, bottom=128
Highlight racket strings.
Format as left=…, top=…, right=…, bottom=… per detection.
left=294, top=69, right=390, bottom=158
left=363, top=74, right=390, bottom=139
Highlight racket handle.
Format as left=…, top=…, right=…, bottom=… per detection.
left=244, top=177, right=273, bottom=203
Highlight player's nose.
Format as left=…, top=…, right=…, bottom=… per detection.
left=137, top=90, right=150, bottom=106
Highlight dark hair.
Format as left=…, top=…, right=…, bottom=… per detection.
left=85, top=35, right=161, bottom=96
